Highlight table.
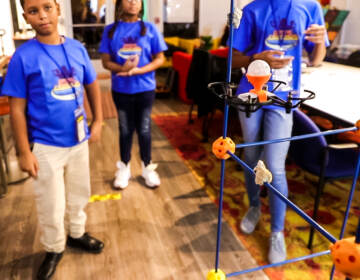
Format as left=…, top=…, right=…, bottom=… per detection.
left=301, top=62, right=360, bottom=126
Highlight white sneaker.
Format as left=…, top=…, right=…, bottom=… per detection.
left=240, top=206, right=261, bottom=234
left=268, top=231, right=287, bottom=264
left=141, top=162, right=160, bottom=188
left=113, top=161, right=131, bottom=189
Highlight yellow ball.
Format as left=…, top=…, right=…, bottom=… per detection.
left=206, top=269, right=226, bottom=280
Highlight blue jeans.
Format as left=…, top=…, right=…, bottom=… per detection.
left=112, top=90, right=155, bottom=165
left=238, top=108, right=293, bottom=232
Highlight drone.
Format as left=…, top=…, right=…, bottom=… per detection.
left=208, top=60, right=315, bottom=117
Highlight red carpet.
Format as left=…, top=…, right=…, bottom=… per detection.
left=152, top=111, right=360, bottom=280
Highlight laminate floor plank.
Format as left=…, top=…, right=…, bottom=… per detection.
left=0, top=98, right=268, bottom=280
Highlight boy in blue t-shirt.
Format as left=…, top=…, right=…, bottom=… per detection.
left=231, top=0, right=329, bottom=264
left=2, top=0, right=104, bottom=279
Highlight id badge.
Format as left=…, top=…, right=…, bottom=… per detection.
left=74, top=107, right=86, bottom=142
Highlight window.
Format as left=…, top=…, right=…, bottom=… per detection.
left=71, top=0, right=108, bottom=59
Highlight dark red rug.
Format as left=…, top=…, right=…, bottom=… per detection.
left=152, top=111, right=360, bottom=280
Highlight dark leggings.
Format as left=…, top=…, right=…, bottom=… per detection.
left=112, top=90, right=155, bottom=166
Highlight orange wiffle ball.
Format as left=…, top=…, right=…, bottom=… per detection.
left=330, top=237, right=360, bottom=278
left=212, top=137, right=235, bottom=160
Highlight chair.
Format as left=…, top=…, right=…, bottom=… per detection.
left=346, top=50, right=360, bottom=67
left=172, top=51, right=193, bottom=104
left=185, top=48, right=227, bottom=141
left=288, top=109, right=359, bottom=249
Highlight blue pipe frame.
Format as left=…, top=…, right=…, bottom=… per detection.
left=212, top=0, right=360, bottom=278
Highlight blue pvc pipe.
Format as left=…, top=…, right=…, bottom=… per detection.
left=222, top=0, right=235, bottom=138
left=214, top=0, right=235, bottom=272
left=226, top=250, right=331, bottom=277
left=329, top=151, right=360, bottom=280
left=228, top=151, right=337, bottom=244
left=356, top=216, right=360, bottom=243
left=226, top=4, right=234, bottom=85
left=235, top=126, right=357, bottom=149
left=215, top=160, right=227, bottom=271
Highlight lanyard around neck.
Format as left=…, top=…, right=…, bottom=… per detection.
left=269, top=0, right=293, bottom=48
left=36, top=37, right=80, bottom=104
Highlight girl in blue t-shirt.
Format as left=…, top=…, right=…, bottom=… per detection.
left=99, top=0, right=167, bottom=190
left=231, top=0, right=329, bottom=264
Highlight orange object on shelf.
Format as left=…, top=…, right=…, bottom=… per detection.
left=212, top=137, right=235, bottom=160
left=0, top=96, right=9, bottom=116
left=356, top=120, right=360, bottom=133
left=246, top=74, right=271, bottom=102
left=330, top=237, right=360, bottom=278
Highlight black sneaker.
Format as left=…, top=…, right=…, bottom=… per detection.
left=66, top=233, right=104, bottom=254
left=37, top=252, right=63, bottom=280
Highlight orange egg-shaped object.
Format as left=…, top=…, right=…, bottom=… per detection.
left=212, top=137, right=235, bottom=160
left=355, top=120, right=360, bottom=137
left=330, top=237, right=360, bottom=278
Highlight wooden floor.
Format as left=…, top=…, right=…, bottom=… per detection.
left=0, top=96, right=268, bottom=280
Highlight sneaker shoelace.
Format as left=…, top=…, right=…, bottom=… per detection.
left=115, top=163, right=129, bottom=177
left=246, top=207, right=260, bottom=221
left=270, top=233, right=284, bottom=253
left=145, top=163, right=158, bottom=171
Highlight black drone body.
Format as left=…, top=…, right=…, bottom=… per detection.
left=208, top=80, right=315, bottom=117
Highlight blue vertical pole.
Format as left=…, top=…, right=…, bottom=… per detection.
left=330, top=151, right=360, bottom=280
left=214, top=0, right=235, bottom=272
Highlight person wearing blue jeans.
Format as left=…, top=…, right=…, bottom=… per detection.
left=99, top=0, right=167, bottom=189
left=232, top=0, right=329, bottom=263
left=112, top=90, right=155, bottom=166
left=239, top=109, right=292, bottom=229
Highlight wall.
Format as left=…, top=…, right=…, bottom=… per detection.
left=0, top=0, right=67, bottom=56
left=331, top=0, right=360, bottom=46
left=0, top=0, right=15, bottom=55
left=198, top=0, right=230, bottom=39
left=164, top=0, right=195, bottom=23
left=57, top=0, right=68, bottom=36
left=148, top=0, right=163, bottom=33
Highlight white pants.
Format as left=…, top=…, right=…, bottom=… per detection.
left=32, top=141, right=90, bottom=253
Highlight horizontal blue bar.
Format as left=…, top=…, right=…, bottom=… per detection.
left=228, top=152, right=337, bottom=244
left=235, top=126, right=357, bottom=149
left=226, top=250, right=331, bottom=277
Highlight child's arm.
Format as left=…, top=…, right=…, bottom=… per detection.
left=232, top=49, right=293, bottom=69
left=84, top=80, right=103, bottom=143
left=10, top=97, right=39, bottom=177
left=117, top=52, right=165, bottom=77
left=304, top=24, right=327, bottom=66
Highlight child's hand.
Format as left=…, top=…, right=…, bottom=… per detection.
left=255, top=50, right=294, bottom=69
left=19, top=151, right=39, bottom=178
left=116, top=67, right=141, bottom=77
left=89, top=121, right=102, bottom=143
left=305, top=24, right=326, bottom=44
left=123, top=55, right=139, bottom=71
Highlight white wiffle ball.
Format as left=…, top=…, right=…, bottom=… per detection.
left=247, top=60, right=271, bottom=76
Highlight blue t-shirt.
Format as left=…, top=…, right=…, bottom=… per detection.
left=99, top=21, right=167, bottom=94
left=2, top=37, right=96, bottom=147
left=233, top=0, right=329, bottom=104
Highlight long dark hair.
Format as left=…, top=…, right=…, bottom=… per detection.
left=108, top=0, right=146, bottom=39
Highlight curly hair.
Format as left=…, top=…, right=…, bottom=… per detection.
left=108, top=0, right=146, bottom=39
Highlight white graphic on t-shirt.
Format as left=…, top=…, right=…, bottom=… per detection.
left=117, top=36, right=142, bottom=59
left=51, top=66, right=81, bottom=101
